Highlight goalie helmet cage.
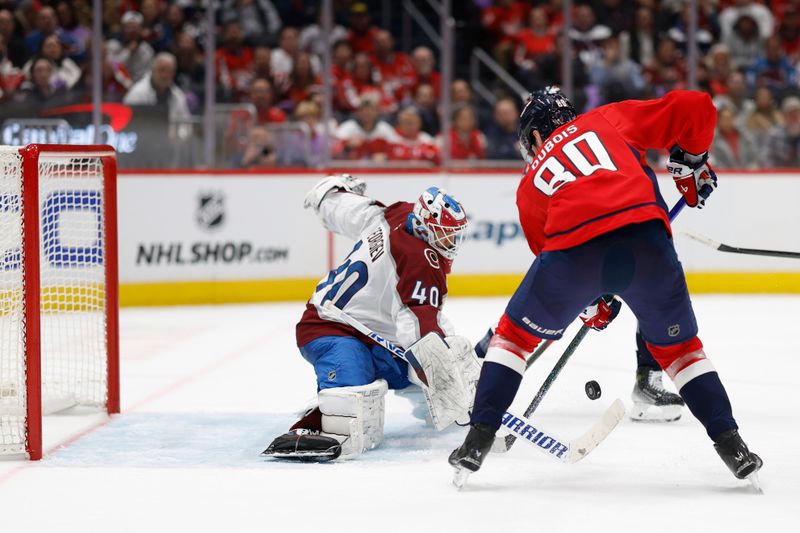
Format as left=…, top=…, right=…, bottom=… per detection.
left=0, top=144, right=119, bottom=460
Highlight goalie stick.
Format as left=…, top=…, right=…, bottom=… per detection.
left=681, top=231, right=800, bottom=259
left=322, top=302, right=621, bottom=466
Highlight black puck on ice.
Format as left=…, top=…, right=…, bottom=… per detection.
left=585, top=380, right=601, bottom=400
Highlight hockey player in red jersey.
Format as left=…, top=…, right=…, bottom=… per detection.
left=450, top=88, right=763, bottom=485
left=264, top=175, right=480, bottom=461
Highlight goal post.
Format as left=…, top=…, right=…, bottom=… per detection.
left=1, top=144, right=119, bottom=460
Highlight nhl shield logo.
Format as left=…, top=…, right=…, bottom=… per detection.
left=327, top=370, right=337, bottom=382
left=668, top=324, right=681, bottom=337
left=197, top=191, right=225, bottom=231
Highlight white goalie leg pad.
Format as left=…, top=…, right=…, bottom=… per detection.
left=406, top=333, right=477, bottom=430
left=319, top=379, right=388, bottom=457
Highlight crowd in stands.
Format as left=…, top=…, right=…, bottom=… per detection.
left=1, top=0, right=799, bottom=168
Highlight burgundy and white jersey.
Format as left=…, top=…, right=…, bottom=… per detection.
left=296, top=192, right=454, bottom=349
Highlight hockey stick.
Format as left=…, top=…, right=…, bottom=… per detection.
left=681, top=231, right=800, bottom=259
left=323, top=302, right=619, bottom=465
left=504, top=197, right=687, bottom=452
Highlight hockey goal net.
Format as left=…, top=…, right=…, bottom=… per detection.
left=0, top=144, right=119, bottom=460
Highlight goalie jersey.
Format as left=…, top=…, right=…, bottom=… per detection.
left=296, top=192, right=455, bottom=349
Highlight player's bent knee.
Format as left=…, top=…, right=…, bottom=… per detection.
left=318, top=379, right=388, bottom=456
left=645, top=336, right=716, bottom=390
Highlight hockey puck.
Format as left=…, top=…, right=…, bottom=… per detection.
left=585, top=380, right=601, bottom=400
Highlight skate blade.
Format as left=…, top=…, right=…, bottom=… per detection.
left=452, top=466, right=471, bottom=490
left=746, top=471, right=764, bottom=494
left=261, top=450, right=340, bottom=462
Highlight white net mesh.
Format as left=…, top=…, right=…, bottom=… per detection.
left=0, top=148, right=26, bottom=455
left=0, top=146, right=110, bottom=456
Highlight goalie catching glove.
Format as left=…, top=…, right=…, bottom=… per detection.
left=303, top=174, right=367, bottom=211
left=666, top=146, right=718, bottom=209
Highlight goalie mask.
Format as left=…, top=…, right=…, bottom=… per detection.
left=518, top=86, right=576, bottom=164
left=408, top=187, right=468, bottom=261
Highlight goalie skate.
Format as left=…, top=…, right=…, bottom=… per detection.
left=262, top=429, right=342, bottom=462
left=630, top=367, right=684, bottom=422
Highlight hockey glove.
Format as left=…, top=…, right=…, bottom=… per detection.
left=579, top=295, right=622, bottom=331
left=303, top=174, right=367, bottom=211
left=667, top=146, right=718, bottom=209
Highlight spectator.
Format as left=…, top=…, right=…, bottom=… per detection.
left=513, top=7, right=556, bottom=74
left=338, top=51, right=392, bottom=114
left=710, top=106, right=759, bottom=168
left=589, top=35, right=645, bottom=104
left=55, top=1, right=90, bottom=62
left=779, top=7, right=800, bottom=60
left=247, top=77, right=287, bottom=124
left=412, top=82, right=440, bottom=135
left=235, top=126, right=278, bottom=168
left=215, top=20, right=254, bottom=101
left=282, top=51, right=321, bottom=112
left=299, top=11, right=347, bottom=58
left=252, top=45, right=272, bottom=81
left=745, top=86, right=784, bottom=139
left=123, top=52, right=191, bottom=123
left=621, top=7, right=657, bottom=67
left=289, top=100, right=327, bottom=166
left=139, top=0, right=171, bottom=53
left=719, top=0, right=774, bottom=43
left=90, top=41, right=133, bottom=102
left=221, top=0, right=282, bottom=47
left=15, top=56, right=66, bottom=106
left=372, top=29, right=415, bottom=105
left=161, top=4, right=187, bottom=52
left=333, top=96, right=398, bottom=161
left=449, top=105, right=486, bottom=160
left=24, top=34, right=81, bottom=91
left=107, top=11, right=155, bottom=82
left=24, top=5, right=77, bottom=59
left=643, top=37, right=686, bottom=96
left=410, top=46, right=441, bottom=99
left=712, top=70, right=755, bottom=125
left=347, top=2, right=380, bottom=54
left=451, top=79, right=491, bottom=129
left=389, top=106, right=440, bottom=164
left=480, top=0, right=529, bottom=68
left=0, top=9, right=28, bottom=68
left=0, top=34, right=24, bottom=99
left=272, top=26, right=320, bottom=93
left=748, top=35, right=797, bottom=93
left=531, top=31, right=590, bottom=110
left=766, top=96, right=800, bottom=167
left=172, top=31, right=205, bottom=109
left=724, top=13, right=765, bottom=69
left=706, top=44, right=734, bottom=96
left=485, top=97, right=520, bottom=160
left=569, top=3, right=612, bottom=67
left=594, top=0, right=635, bottom=35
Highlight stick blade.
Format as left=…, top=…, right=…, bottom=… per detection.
left=565, top=398, right=625, bottom=464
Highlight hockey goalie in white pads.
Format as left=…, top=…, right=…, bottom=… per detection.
left=263, top=175, right=476, bottom=461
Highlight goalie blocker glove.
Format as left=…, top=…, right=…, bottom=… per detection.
left=666, top=146, right=718, bottom=208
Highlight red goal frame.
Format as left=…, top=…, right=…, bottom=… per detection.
left=19, top=144, right=120, bottom=460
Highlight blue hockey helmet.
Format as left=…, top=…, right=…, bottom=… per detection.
left=517, top=86, right=577, bottom=163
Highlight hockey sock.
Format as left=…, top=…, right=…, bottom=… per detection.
left=635, top=329, right=661, bottom=370
left=470, top=361, right=523, bottom=430
left=679, top=372, right=738, bottom=440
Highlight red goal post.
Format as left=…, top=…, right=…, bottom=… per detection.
left=1, top=144, right=119, bottom=460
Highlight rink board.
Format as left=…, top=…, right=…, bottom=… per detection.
left=116, top=170, right=800, bottom=305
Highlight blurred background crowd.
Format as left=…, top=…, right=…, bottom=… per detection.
left=1, top=0, right=799, bottom=168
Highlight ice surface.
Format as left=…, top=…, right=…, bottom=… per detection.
left=1, top=296, right=798, bottom=532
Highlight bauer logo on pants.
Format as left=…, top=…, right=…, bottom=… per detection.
left=501, top=412, right=569, bottom=458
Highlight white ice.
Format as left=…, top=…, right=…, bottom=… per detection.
left=1, top=296, right=798, bottom=532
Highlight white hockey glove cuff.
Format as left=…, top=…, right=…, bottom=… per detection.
left=303, top=174, right=367, bottom=212
left=318, top=379, right=387, bottom=457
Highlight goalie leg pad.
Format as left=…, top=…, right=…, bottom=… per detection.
left=406, top=333, right=477, bottom=430
left=319, top=379, right=388, bottom=456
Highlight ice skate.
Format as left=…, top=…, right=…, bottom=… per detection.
left=449, top=424, right=495, bottom=489
left=262, top=429, right=342, bottom=461
left=630, top=366, right=685, bottom=422
left=713, top=429, right=763, bottom=492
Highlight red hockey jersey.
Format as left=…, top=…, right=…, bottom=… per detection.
left=517, top=90, right=716, bottom=255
